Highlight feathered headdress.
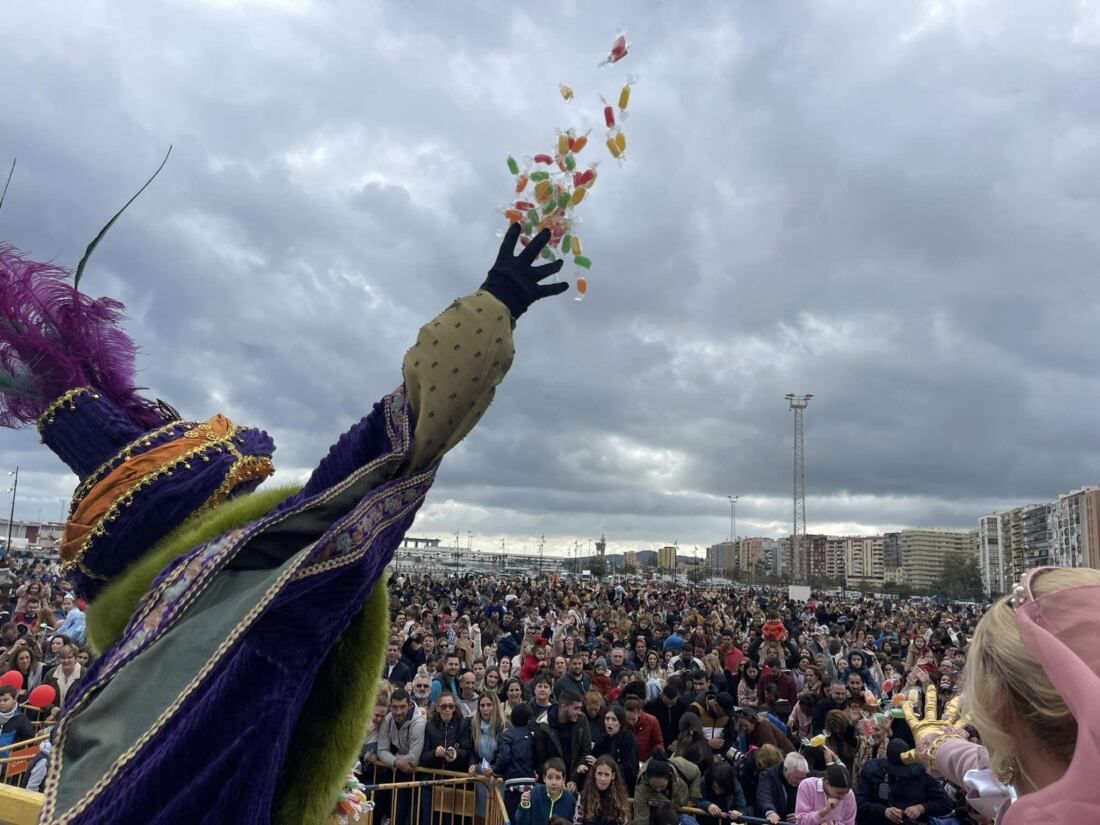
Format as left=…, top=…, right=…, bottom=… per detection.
left=0, top=150, right=275, bottom=598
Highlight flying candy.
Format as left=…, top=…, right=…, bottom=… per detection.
left=618, top=75, right=638, bottom=119
left=499, top=30, right=635, bottom=301
left=599, top=31, right=630, bottom=67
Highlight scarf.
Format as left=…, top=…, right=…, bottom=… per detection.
left=0, top=706, right=19, bottom=726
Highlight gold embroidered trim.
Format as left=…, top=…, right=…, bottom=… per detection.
left=43, top=473, right=432, bottom=823
left=41, top=391, right=415, bottom=821
left=59, top=427, right=243, bottom=578
left=70, top=420, right=195, bottom=513
left=36, top=387, right=100, bottom=436
left=193, top=443, right=275, bottom=517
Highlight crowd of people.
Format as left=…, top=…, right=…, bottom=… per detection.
left=363, top=571, right=989, bottom=825
left=0, top=556, right=88, bottom=789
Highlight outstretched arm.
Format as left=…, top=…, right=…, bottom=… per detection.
left=290, top=226, right=566, bottom=500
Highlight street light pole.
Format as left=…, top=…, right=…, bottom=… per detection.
left=727, top=495, right=739, bottom=579
left=5, top=466, right=18, bottom=556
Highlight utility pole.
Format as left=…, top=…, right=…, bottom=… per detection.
left=538, top=534, right=545, bottom=576
left=500, top=537, right=506, bottom=572
left=785, top=394, right=812, bottom=585
left=727, top=495, right=739, bottom=579
left=5, top=467, right=18, bottom=556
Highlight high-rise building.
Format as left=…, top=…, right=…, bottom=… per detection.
left=657, top=545, right=678, bottom=570
left=1049, top=486, right=1100, bottom=569
left=761, top=538, right=778, bottom=574
left=882, top=532, right=901, bottom=573
left=824, top=537, right=847, bottom=582
left=623, top=551, right=638, bottom=569
left=844, top=536, right=885, bottom=590
left=739, top=537, right=765, bottom=572
left=899, top=528, right=976, bottom=591
left=706, top=541, right=738, bottom=575
left=804, top=534, right=828, bottom=581
left=977, top=514, right=1009, bottom=597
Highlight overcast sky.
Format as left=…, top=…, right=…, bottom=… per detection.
left=3, top=0, right=1100, bottom=558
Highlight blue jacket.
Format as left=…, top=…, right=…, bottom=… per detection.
left=493, top=725, right=535, bottom=781
left=515, top=784, right=576, bottom=825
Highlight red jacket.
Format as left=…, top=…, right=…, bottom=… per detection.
left=723, top=645, right=744, bottom=674
left=757, top=670, right=798, bottom=705
left=629, top=711, right=665, bottom=761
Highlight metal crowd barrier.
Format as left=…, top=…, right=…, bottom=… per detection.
left=357, top=763, right=511, bottom=825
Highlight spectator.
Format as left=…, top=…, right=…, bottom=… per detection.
left=794, top=764, right=856, bottom=825
left=855, top=738, right=953, bottom=825
left=576, top=755, right=630, bottom=825
left=457, top=670, right=479, bottom=718
left=382, top=640, right=413, bottom=686
left=54, top=594, right=85, bottom=645
left=645, top=684, right=685, bottom=748
left=812, top=680, right=852, bottom=735
left=673, top=712, right=714, bottom=777
left=430, top=653, right=462, bottom=703
left=632, top=749, right=689, bottom=824
left=591, top=704, right=639, bottom=793
left=44, top=644, right=82, bottom=706
left=377, top=688, right=426, bottom=824
left=503, top=677, right=527, bottom=720
left=0, top=685, right=33, bottom=748
left=532, top=690, right=593, bottom=790
left=737, top=661, right=761, bottom=708
left=493, top=704, right=536, bottom=819
left=583, top=690, right=606, bottom=741
left=699, top=762, right=747, bottom=824
left=554, top=652, right=591, bottom=700
left=758, top=752, right=809, bottom=824
left=735, top=708, right=794, bottom=755
left=622, top=696, right=663, bottom=762
left=516, top=757, right=576, bottom=825
left=758, top=656, right=799, bottom=706
left=419, top=692, right=472, bottom=771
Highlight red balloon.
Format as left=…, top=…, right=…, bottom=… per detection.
left=0, top=671, right=22, bottom=690
left=27, top=684, right=55, bottom=709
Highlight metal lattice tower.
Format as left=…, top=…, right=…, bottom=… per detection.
left=785, top=394, right=812, bottom=583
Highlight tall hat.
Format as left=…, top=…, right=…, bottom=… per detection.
left=0, top=245, right=274, bottom=599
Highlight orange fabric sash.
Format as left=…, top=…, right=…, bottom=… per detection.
left=61, top=415, right=236, bottom=564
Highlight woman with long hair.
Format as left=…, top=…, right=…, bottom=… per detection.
left=642, top=650, right=665, bottom=684
left=591, top=705, right=639, bottom=793
left=674, top=711, right=714, bottom=776
left=737, top=660, right=760, bottom=709
left=470, top=690, right=507, bottom=818
left=909, top=567, right=1100, bottom=822
left=470, top=691, right=507, bottom=777
left=497, top=655, right=513, bottom=681
left=575, top=755, right=630, bottom=825
left=7, top=643, right=44, bottom=697
left=480, top=666, right=502, bottom=696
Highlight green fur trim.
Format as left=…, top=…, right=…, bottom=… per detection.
left=84, top=485, right=301, bottom=654
left=274, top=579, right=390, bottom=825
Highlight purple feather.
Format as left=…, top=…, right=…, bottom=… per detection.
left=0, top=244, right=165, bottom=429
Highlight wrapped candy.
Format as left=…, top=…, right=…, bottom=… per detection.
left=498, top=30, right=639, bottom=300
left=599, top=31, right=630, bottom=67
left=618, top=75, right=638, bottom=119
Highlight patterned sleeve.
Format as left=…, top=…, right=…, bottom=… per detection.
left=288, top=291, right=514, bottom=503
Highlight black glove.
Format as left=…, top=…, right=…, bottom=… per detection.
left=480, top=224, right=568, bottom=321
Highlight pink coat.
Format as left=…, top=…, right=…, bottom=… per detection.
left=794, top=777, right=857, bottom=825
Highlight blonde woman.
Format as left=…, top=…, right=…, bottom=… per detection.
left=911, top=567, right=1100, bottom=823
left=470, top=690, right=508, bottom=816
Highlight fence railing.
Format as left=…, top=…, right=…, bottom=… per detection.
left=357, top=764, right=510, bottom=825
